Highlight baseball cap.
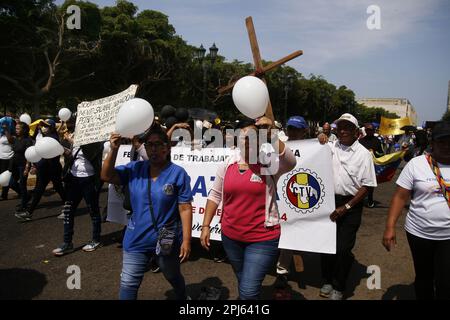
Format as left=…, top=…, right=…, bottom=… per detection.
left=43, top=119, right=56, bottom=127
left=287, top=116, right=309, bottom=129
left=432, top=121, right=450, bottom=140
left=335, top=113, right=358, bottom=128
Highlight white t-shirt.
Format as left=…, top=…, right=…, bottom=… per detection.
left=330, top=140, right=378, bottom=196
left=396, top=155, right=450, bottom=240
left=0, top=135, right=13, bottom=160
left=70, top=148, right=95, bottom=177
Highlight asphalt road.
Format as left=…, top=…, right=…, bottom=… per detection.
left=0, top=169, right=415, bottom=300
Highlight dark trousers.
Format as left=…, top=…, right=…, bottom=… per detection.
left=9, top=165, right=29, bottom=210
left=28, top=166, right=65, bottom=214
left=0, top=159, right=11, bottom=199
left=62, top=174, right=101, bottom=244
left=367, top=188, right=374, bottom=204
left=406, top=232, right=450, bottom=300
left=321, top=195, right=363, bottom=292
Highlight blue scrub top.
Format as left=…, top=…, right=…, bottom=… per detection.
left=115, top=161, right=193, bottom=253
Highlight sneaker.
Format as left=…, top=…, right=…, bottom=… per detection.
left=319, top=284, right=333, bottom=298
left=52, top=242, right=74, bottom=256
left=15, top=211, right=32, bottom=221
left=57, top=213, right=65, bottom=219
left=213, top=256, right=227, bottom=263
left=330, top=289, right=344, bottom=300
left=82, top=241, right=102, bottom=252
left=276, top=262, right=289, bottom=275
left=367, top=201, right=375, bottom=208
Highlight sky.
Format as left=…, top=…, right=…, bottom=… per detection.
left=58, top=0, right=450, bottom=124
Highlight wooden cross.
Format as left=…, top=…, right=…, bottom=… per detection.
left=218, top=16, right=303, bottom=121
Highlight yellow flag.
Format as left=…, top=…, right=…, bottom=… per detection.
left=372, top=150, right=405, bottom=166
left=29, top=119, right=44, bottom=137
left=379, top=116, right=411, bottom=136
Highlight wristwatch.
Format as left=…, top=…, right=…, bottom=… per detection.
left=344, top=203, right=352, bottom=210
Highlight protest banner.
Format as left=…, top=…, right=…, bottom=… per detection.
left=107, top=141, right=336, bottom=253
left=73, top=85, right=138, bottom=146
left=106, top=145, right=133, bottom=225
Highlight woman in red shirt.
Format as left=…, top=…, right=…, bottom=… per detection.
left=200, top=116, right=296, bottom=300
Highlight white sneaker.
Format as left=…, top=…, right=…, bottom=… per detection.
left=276, top=262, right=289, bottom=275
left=330, top=289, right=344, bottom=300
left=319, top=284, right=333, bottom=298
left=82, top=241, right=102, bottom=252
left=57, top=213, right=65, bottom=219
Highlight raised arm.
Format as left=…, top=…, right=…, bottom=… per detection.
left=100, top=133, right=122, bottom=185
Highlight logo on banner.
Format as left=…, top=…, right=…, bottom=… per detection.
left=283, top=168, right=325, bottom=213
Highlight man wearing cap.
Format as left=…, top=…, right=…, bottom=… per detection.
left=286, top=116, right=309, bottom=140
left=319, top=113, right=377, bottom=300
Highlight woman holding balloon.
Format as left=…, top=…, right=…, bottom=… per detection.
left=200, top=76, right=297, bottom=300
left=15, top=119, right=66, bottom=221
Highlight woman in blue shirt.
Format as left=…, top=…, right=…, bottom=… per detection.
left=101, top=126, right=193, bottom=300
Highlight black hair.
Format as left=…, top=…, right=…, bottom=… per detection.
left=147, top=125, right=170, bottom=145
left=235, top=116, right=256, bottom=130
left=17, top=121, right=30, bottom=137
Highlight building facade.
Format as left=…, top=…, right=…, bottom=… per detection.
left=357, top=98, right=418, bottom=125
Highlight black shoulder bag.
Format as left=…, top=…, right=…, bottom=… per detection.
left=148, top=176, right=178, bottom=256
left=62, top=147, right=81, bottom=184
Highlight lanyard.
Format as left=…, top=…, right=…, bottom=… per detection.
left=426, top=154, right=450, bottom=209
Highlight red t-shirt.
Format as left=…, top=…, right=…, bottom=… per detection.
left=221, top=163, right=280, bottom=242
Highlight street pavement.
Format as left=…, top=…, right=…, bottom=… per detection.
left=0, top=169, right=415, bottom=300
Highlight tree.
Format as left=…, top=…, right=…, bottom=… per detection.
left=442, top=110, right=450, bottom=121
left=0, top=0, right=101, bottom=117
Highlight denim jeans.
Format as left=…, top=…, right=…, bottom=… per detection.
left=62, top=174, right=101, bottom=243
left=119, top=249, right=186, bottom=300
left=221, top=233, right=279, bottom=300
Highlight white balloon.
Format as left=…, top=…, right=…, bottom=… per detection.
left=35, top=137, right=64, bottom=159
left=103, top=141, right=111, bottom=155
left=115, top=98, right=154, bottom=137
left=232, top=76, right=269, bottom=119
left=58, top=108, right=72, bottom=121
left=0, top=170, right=12, bottom=187
left=25, top=146, right=42, bottom=163
left=19, top=113, right=32, bottom=125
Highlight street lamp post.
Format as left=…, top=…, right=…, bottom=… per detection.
left=282, top=73, right=294, bottom=124
left=196, top=43, right=218, bottom=108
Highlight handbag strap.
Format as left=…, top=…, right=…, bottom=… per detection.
left=147, top=172, right=159, bottom=233
left=426, top=154, right=450, bottom=209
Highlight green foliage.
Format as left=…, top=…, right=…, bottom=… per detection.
left=1, top=0, right=393, bottom=127
left=442, top=110, right=450, bottom=121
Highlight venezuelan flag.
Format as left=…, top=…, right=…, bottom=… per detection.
left=372, top=151, right=405, bottom=183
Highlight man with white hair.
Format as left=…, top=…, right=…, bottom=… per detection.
left=318, top=113, right=377, bottom=300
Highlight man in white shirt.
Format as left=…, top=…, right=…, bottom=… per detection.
left=319, top=113, right=377, bottom=300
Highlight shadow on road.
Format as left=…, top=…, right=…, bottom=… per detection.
left=0, top=268, right=47, bottom=300
left=382, top=283, right=415, bottom=300
left=165, top=276, right=230, bottom=300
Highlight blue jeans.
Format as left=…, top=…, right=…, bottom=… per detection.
left=119, top=249, right=186, bottom=300
left=221, top=233, right=279, bottom=300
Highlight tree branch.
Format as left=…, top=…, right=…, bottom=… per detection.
left=0, top=74, right=34, bottom=98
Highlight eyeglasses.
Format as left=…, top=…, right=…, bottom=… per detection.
left=144, top=142, right=167, bottom=149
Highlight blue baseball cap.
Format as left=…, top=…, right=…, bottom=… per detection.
left=287, top=116, right=309, bottom=129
